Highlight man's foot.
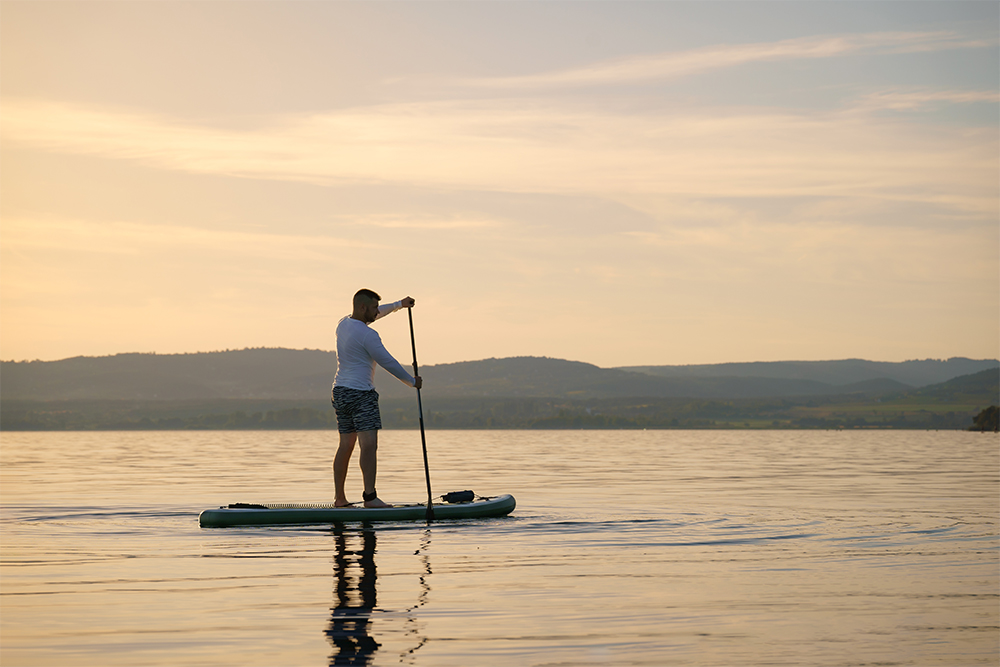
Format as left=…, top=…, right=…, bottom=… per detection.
left=334, top=498, right=354, bottom=508
left=363, top=497, right=393, bottom=508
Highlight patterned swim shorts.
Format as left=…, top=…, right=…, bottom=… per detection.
left=332, top=386, right=382, bottom=434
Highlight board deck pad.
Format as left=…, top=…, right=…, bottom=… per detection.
left=199, top=493, right=516, bottom=527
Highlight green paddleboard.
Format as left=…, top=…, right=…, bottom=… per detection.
left=199, top=493, right=515, bottom=527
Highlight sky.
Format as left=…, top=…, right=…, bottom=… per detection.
left=1, top=1, right=997, bottom=368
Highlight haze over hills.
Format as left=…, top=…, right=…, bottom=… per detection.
left=1, top=349, right=337, bottom=401
left=619, top=358, right=999, bottom=386
left=1, top=349, right=997, bottom=402
left=373, top=356, right=996, bottom=401
left=2, top=349, right=997, bottom=431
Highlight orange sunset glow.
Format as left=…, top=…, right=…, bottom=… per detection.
left=2, top=2, right=997, bottom=366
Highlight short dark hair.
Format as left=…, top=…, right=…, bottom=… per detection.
left=353, top=288, right=381, bottom=308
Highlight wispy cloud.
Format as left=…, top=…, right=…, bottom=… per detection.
left=450, top=31, right=992, bottom=89
left=1, top=216, right=373, bottom=260
left=855, top=88, right=1000, bottom=111
left=338, top=215, right=498, bottom=230
left=2, top=95, right=996, bottom=218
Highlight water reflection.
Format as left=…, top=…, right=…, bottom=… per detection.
left=325, top=526, right=433, bottom=665
left=326, top=526, right=379, bottom=666
left=403, top=529, right=432, bottom=658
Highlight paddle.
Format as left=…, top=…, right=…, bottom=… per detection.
left=408, top=307, right=434, bottom=522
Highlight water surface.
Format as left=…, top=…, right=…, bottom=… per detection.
left=2, top=430, right=997, bottom=665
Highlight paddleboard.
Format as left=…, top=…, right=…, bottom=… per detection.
left=199, top=493, right=515, bottom=527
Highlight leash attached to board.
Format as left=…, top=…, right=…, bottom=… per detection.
left=408, top=307, right=434, bottom=522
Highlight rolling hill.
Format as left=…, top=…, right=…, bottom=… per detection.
left=2, top=350, right=996, bottom=402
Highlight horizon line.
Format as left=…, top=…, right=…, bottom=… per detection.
left=2, top=348, right=996, bottom=367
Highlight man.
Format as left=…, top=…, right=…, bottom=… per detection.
left=332, top=289, right=421, bottom=508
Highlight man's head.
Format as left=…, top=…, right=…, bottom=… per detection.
left=352, top=288, right=381, bottom=323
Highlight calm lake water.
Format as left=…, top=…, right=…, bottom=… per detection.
left=1, top=429, right=997, bottom=666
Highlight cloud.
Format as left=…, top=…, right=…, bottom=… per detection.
left=336, top=214, right=498, bottom=230
left=854, top=88, right=1000, bottom=111
left=448, top=31, right=993, bottom=89
left=1, top=216, right=372, bottom=260
left=2, top=94, right=996, bottom=219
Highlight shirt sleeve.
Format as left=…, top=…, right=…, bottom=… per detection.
left=363, top=329, right=416, bottom=387
left=373, top=300, right=402, bottom=321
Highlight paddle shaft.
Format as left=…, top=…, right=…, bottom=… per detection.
left=408, top=308, right=434, bottom=522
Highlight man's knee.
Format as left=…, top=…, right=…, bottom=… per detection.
left=357, top=430, right=378, bottom=449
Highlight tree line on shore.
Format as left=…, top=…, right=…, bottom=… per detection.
left=3, top=396, right=995, bottom=431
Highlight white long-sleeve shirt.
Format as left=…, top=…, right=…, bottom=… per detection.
left=333, top=300, right=416, bottom=391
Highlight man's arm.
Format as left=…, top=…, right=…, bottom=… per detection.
left=374, top=296, right=415, bottom=321
left=363, top=330, right=417, bottom=387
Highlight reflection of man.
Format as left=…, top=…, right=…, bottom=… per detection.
left=326, top=527, right=378, bottom=666
left=332, top=289, right=422, bottom=508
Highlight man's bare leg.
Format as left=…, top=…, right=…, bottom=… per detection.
left=333, top=432, right=357, bottom=507
left=357, top=429, right=391, bottom=508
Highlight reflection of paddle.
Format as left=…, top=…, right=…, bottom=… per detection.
left=408, top=308, right=434, bottom=522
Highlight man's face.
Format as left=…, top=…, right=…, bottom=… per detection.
left=363, top=300, right=379, bottom=323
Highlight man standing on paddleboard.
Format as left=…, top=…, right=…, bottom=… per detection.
left=332, top=289, right=422, bottom=508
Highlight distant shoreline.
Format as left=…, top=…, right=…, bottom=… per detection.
left=3, top=394, right=994, bottom=432
left=3, top=352, right=995, bottom=431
